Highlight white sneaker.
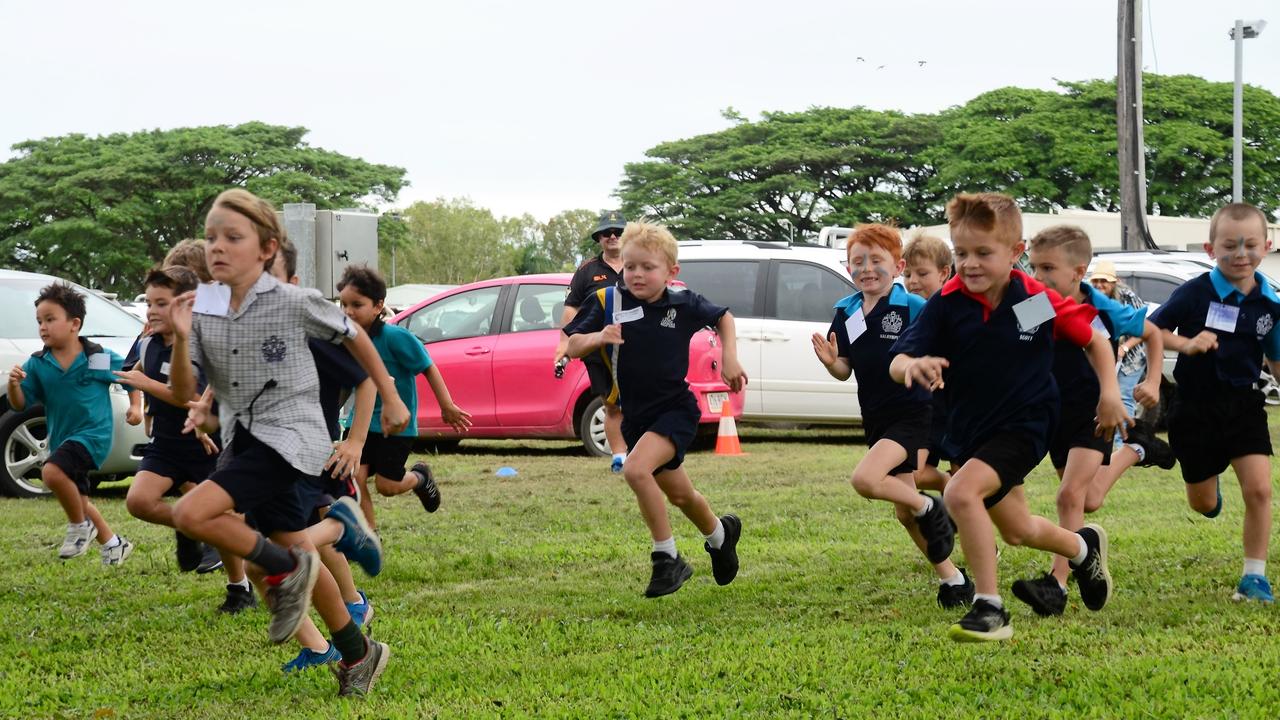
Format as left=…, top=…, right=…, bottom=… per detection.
left=58, top=522, right=97, bottom=559
left=100, top=536, right=134, bottom=566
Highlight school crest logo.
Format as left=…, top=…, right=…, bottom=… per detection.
left=261, top=335, right=287, bottom=363
left=660, top=309, right=677, bottom=328
left=1258, top=313, right=1274, bottom=338
left=882, top=311, right=904, bottom=334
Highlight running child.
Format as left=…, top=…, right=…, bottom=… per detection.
left=902, top=233, right=954, bottom=493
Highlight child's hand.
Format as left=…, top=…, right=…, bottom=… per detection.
left=125, top=406, right=143, bottom=426
left=1183, top=330, right=1218, bottom=355
left=1134, top=378, right=1161, bottom=409
left=599, top=324, right=624, bottom=345
left=8, top=365, right=25, bottom=387
left=183, top=393, right=214, bottom=435
left=441, top=403, right=473, bottom=433
left=381, top=395, right=411, bottom=436
left=905, top=356, right=948, bottom=390
left=720, top=357, right=747, bottom=393
left=195, top=429, right=219, bottom=456
left=1095, top=393, right=1133, bottom=440
left=324, top=438, right=362, bottom=478
left=114, top=368, right=149, bottom=390
left=811, top=332, right=839, bottom=367
left=170, top=291, right=194, bottom=338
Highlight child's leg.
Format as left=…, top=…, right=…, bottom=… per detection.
left=1185, top=475, right=1222, bottom=515
left=914, top=449, right=950, bottom=493
left=223, top=554, right=247, bottom=584
left=374, top=471, right=418, bottom=496
left=305, top=506, right=361, bottom=603
left=81, top=497, right=116, bottom=545
left=1232, top=454, right=1272, bottom=565
left=354, top=466, right=376, bottom=529
left=604, top=402, right=626, bottom=456
left=988, top=487, right=1085, bottom=558
left=621, top=433, right=680, bottom=540
left=42, top=461, right=86, bottom=524
left=942, top=460, right=1003, bottom=596
left=1085, top=446, right=1141, bottom=513
left=1050, top=448, right=1105, bottom=585
left=172, top=482, right=261, bottom=557
left=125, top=471, right=177, bottom=526
left=889, top=472, right=960, bottom=580
left=851, top=440, right=928, bottom=511
left=248, top=565, right=328, bottom=653
left=653, top=465, right=717, bottom=535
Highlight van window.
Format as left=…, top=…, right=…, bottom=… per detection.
left=1130, top=274, right=1183, bottom=305
left=774, top=262, right=853, bottom=322
left=677, top=260, right=762, bottom=317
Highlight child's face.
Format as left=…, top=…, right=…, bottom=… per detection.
left=1207, top=215, right=1271, bottom=283
left=338, top=285, right=384, bottom=330
left=846, top=242, right=902, bottom=297
left=35, top=300, right=78, bottom=348
left=951, top=227, right=1022, bottom=298
left=144, top=285, right=177, bottom=336
left=621, top=244, right=676, bottom=303
left=1029, top=245, right=1085, bottom=298
left=267, top=253, right=300, bottom=286
left=204, top=207, right=275, bottom=287
left=903, top=258, right=948, bottom=298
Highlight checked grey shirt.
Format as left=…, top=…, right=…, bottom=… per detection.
left=189, top=272, right=356, bottom=475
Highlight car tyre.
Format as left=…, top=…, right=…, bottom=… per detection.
left=0, top=406, right=52, bottom=498
left=578, top=396, right=611, bottom=458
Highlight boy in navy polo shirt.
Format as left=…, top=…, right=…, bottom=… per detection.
left=890, top=193, right=1126, bottom=642
left=1149, top=202, right=1280, bottom=604
left=7, top=282, right=134, bottom=565
left=1016, top=225, right=1163, bottom=616
left=812, top=224, right=971, bottom=609
left=565, top=221, right=747, bottom=598
left=902, top=234, right=954, bottom=493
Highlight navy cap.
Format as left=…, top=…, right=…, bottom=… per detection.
left=591, top=210, right=627, bottom=242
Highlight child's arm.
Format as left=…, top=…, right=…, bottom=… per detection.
left=716, top=312, right=746, bottom=392
left=567, top=323, right=621, bottom=358
left=126, top=389, right=144, bottom=427
left=423, top=365, right=473, bottom=432
left=890, top=354, right=949, bottom=390
left=1082, top=329, right=1130, bottom=438
left=168, top=291, right=198, bottom=406
left=115, top=366, right=190, bottom=410
left=811, top=332, right=851, bottom=381
left=341, top=327, right=410, bottom=436
left=1161, top=328, right=1218, bottom=356
left=325, top=377, right=375, bottom=479
left=1131, top=320, right=1164, bottom=409
left=7, top=365, right=27, bottom=411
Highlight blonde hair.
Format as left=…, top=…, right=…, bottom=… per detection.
left=209, top=189, right=286, bottom=269
left=620, top=221, right=678, bottom=266
left=903, top=233, right=952, bottom=271
left=163, top=239, right=212, bottom=283
left=1029, top=224, right=1093, bottom=267
left=1209, top=202, right=1268, bottom=242
left=946, top=192, right=1023, bottom=247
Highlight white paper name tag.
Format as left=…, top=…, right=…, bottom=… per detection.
left=844, top=310, right=868, bottom=342
left=1090, top=315, right=1110, bottom=339
left=160, top=361, right=171, bottom=377
left=87, top=352, right=110, bottom=371
left=193, top=283, right=231, bottom=317
left=1013, top=292, right=1056, bottom=333
left=613, top=306, right=644, bottom=324
left=1206, top=302, right=1239, bottom=332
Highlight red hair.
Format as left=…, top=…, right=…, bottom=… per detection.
left=846, top=223, right=903, bottom=262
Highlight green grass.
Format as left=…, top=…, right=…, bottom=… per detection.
left=3, top=419, right=1280, bottom=719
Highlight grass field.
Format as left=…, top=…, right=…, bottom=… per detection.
left=3, top=420, right=1280, bottom=719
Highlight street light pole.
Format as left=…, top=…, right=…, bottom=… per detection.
left=1230, top=19, right=1266, bottom=203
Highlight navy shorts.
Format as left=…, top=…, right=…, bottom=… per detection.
left=1169, top=388, right=1272, bottom=484
left=213, top=426, right=307, bottom=537
left=138, top=442, right=217, bottom=491
left=958, top=430, right=1049, bottom=509
left=622, top=396, right=700, bottom=473
left=360, top=432, right=414, bottom=481
left=46, top=440, right=97, bottom=495
left=1048, top=398, right=1112, bottom=469
left=296, top=467, right=360, bottom=526
left=863, top=402, right=931, bottom=476
left=925, top=393, right=949, bottom=467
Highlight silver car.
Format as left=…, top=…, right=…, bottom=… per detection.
left=0, top=270, right=148, bottom=497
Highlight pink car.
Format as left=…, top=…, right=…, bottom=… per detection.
left=389, top=273, right=743, bottom=456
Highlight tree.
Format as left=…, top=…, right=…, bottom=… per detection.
left=0, top=122, right=406, bottom=294
left=392, top=198, right=519, bottom=284
left=543, top=208, right=598, bottom=269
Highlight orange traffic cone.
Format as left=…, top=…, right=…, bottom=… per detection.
left=714, top=400, right=744, bottom=455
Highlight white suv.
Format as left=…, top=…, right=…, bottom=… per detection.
left=678, top=241, right=860, bottom=422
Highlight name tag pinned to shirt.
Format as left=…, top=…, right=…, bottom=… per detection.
left=193, top=283, right=231, bottom=317
left=845, top=311, right=868, bottom=343
left=613, top=306, right=644, bottom=324
left=160, top=361, right=171, bottom=377
left=1090, top=315, right=1110, bottom=339
left=1206, top=302, right=1240, bottom=332
left=1013, top=292, right=1056, bottom=333
left=87, top=352, right=110, bottom=371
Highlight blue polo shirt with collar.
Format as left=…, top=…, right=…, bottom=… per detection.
left=828, top=283, right=929, bottom=415
left=20, top=338, right=124, bottom=467
left=891, top=269, right=1097, bottom=461
left=1149, top=268, right=1280, bottom=399
left=1052, top=282, right=1148, bottom=402
left=341, top=321, right=431, bottom=437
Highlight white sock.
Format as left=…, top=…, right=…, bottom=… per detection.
left=103, top=535, right=121, bottom=549
left=652, top=537, right=677, bottom=558
left=1070, top=534, right=1089, bottom=566
left=940, top=570, right=966, bottom=586
left=704, top=519, right=725, bottom=549
left=1244, top=558, right=1267, bottom=577
left=612, top=453, right=626, bottom=464
left=913, top=495, right=933, bottom=518
left=69, top=520, right=91, bottom=530
left=974, top=592, right=1003, bottom=608
left=231, top=577, right=251, bottom=591
left=1127, top=443, right=1145, bottom=462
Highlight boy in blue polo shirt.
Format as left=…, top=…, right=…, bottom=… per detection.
left=565, top=221, right=747, bottom=598
left=1149, top=202, right=1280, bottom=604
left=1016, top=225, right=1164, bottom=616
left=7, top=282, right=134, bottom=565
left=890, top=193, right=1127, bottom=642
left=812, top=223, right=971, bottom=609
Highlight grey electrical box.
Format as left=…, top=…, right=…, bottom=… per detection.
left=279, top=205, right=379, bottom=298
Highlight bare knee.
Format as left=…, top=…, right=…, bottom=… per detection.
left=849, top=469, right=877, bottom=499
left=1056, top=484, right=1087, bottom=514
left=171, top=502, right=196, bottom=535
left=1242, top=480, right=1272, bottom=509
left=1083, top=494, right=1105, bottom=514
left=666, top=487, right=700, bottom=509
left=125, top=491, right=153, bottom=520
left=623, top=465, right=651, bottom=489
left=943, top=482, right=980, bottom=514
left=998, top=525, right=1031, bottom=547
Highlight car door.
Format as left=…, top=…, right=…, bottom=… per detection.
left=675, top=260, right=766, bottom=414
left=491, top=282, right=582, bottom=428
left=396, top=285, right=502, bottom=430
left=759, top=260, right=859, bottom=420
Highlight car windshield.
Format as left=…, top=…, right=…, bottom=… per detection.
left=0, top=278, right=142, bottom=340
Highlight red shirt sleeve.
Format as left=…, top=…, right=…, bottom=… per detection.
left=1048, top=288, right=1098, bottom=347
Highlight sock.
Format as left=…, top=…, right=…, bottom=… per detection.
left=331, top=621, right=367, bottom=665
left=247, top=535, right=296, bottom=576
left=913, top=495, right=933, bottom=518
left=102, top=535, right=121, bottom=549
left=1244, top=558, right=1267, bottom=578
left=1126, top=443, right=1145, bottom=462
left=940, top=570, right=966, bottom=586
left=704, top=520, right=725, bottom=549
left=652, top=537, right=677, bottom=558
left=1069, top=535, right=1089, bottom=566
left=974, top=593, right=1003, bottom=609
left=231, top=577, right=251, bottom=591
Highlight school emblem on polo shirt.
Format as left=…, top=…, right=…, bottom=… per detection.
left=882, top=310, right=904, bottom=334
left=261, top=335, right=287, bottom=363
left=661, top=309, right=677, bottom=328
left=1258, top=313, right=1274, bottom=338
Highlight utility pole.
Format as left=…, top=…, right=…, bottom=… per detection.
left=1116, top=0, right=1157, bottom=250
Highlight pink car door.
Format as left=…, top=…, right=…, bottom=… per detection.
left=492, top=282, right=580, bottom=428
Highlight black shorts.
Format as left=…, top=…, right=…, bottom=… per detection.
left=211, top=426, right=307, bottom=537
left=359, top=433, right=414, bottom=480
left=1168, top=388, right=1272, bottom=484
left=296, top=467, right=360, bottom=526
left=46, top=441, right=97, bottom=496
left=1048, top=399, right=1112, bottom=469
left=958, top=430, right=1048, bottom=509
left=925, top=394, right=949, bottom=467
left=584, top=356, right=616, bottom=404
left=137, top=442, right=217, bottom=491
left=863, top=402, right=931, bottom=476
left=622, top=396, right=700, bottom=473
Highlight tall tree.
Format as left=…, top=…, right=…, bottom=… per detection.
left=393, top=198, right=519, bottom=284
left=543, top=208, right=598, bottom=269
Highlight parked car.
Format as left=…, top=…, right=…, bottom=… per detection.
left=0, top=270, right=149, bottom=497
left=388, top=273, right=741, bottom=456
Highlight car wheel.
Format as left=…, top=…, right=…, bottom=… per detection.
left=578, top=396, right=611, bottom=457
left=0, top=407, right=52, bottom=498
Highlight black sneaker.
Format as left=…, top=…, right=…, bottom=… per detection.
left=218, top=583, right=258, bottom=614
left=1071, top=524, right=1112, bottom=611
left=1128, top=420, right=1176, bottom=470
left=175, top=530, right=202, bottom=572
left=1011, top=573, right=1067, bottom=617
left=936, top=569, right=975, bottom=609
left=705, top=514, right=741, bottom=586
left=410, top=462, right=441, bottom=513
left=196, top=543, right=224, bottom=574
left=948, top=599, right=1012, bottom=642
left=915, top=493, right=956, bottom=564
left=643, top=552, right=693, bottom=598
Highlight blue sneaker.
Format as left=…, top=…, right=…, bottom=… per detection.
left=611, top=455, right=625, bottom=473
left=282, top=643, right=341, bottom=673
left=1232, top=574, right=1275, bottom=603
left=328, top=497, right=382, bottom=577
left=347, top=590, right=374, bottom=628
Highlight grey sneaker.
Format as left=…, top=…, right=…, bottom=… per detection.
left=332, top=638, right=390, bottom=697
left=266, top=546, right=320, bottom=644
left=100, top=536, right=134, bottom=566
left=59, top=522, right=97, bottom=559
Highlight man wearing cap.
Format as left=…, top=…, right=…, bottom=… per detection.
left=555, top=211, right=629, bottom=472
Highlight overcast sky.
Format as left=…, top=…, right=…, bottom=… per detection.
left=3, top=0, right=1277, bottom=220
